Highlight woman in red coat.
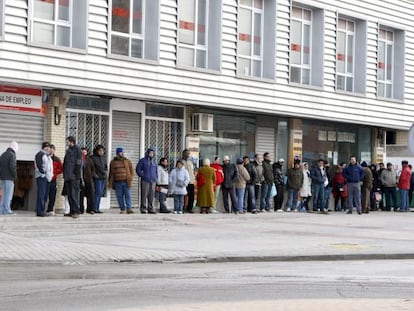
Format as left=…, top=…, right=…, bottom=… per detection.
left=210, top=156, right=224, bottom=209
left=332, top=165, right=348, bottom=211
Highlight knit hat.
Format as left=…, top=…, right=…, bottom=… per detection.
left=9, top=141, right=19, bottom=153
left=361, top=161, right=368, bottom=167
left=236, top=157, right=243, bottom=164
left=116, top=147, right=123, bottom=154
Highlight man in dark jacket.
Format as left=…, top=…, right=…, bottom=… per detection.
left=310, top=159, right=327, bottom=212
left=260, top=152, right=273, bottom=212
left=286, top=159, right=303, bottom=212
left=272, top=158, right=285, bottom=211
left=222, top=155, right=238, bottom=213
left=80, top=147, right=95, bottom=214
left=0, top=141, right=18, bottom=215
left=243, top=156, right=258, bottom=213
left=63, top=136, right=82, bottom=219
left=136, top=148, right=157, bottom=214
left=343, top=156, right=365, bottom=214
left=91, top=144, right=107, bottom=213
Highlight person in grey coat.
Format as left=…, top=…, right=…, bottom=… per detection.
left=0, top=141, right=18, bottom=215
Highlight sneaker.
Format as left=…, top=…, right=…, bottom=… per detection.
left=126, top=209, right=134, bottom=214
left=346, top=210, right=352, bottom=214
left=47, top=211, right=56, bottom=216
left=173, top=211, right=178, bottom=214
left=286, top=208, right=291, bottom=212
left=120, top=210, right=126, bottom=214
left=178, top=211, right=183, bottom=214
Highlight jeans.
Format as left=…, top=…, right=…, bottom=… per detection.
left=260, top=182, right=272, bottom=211
left=0, top=180, right=14, bottom=214
left=47, top=179, right=57, bottom=212
left=141, top=181, right=155, bottom=211
left=222, top=186, right=237, bottom=213
left=114, top=181, right=132, bottom=210
left=36, top=177, right=49, bottom=215
left=323, top=187, right=332, bottom=210
left=286, top=189, right=299, bottom=210
left=347, top=182, right=362, bottom=212
left=384, top=187, right=398, bottom=211
left=312, top=183, right=325, bottom=210
left=400, top=189, right=409, bottom=212
left=174, top=194, right=184, bottom=212
left=94, top=178, right=106, bottom=212
left=236, top=187, right=246, bottom=213
left=157, top=191, right=167, bottom=211
left=244, top=184, right=256, bottom=212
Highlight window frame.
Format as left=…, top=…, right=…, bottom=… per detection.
left=289, top=6, right=313, bottom=85
left=377, top=28, right=394, bottom=99
left=237, top=0, right=265, bottom=78
left=28, top=0, right=88, bottom=51
left=336, top=17, right=355, bottom=92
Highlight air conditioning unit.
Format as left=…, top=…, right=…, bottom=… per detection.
left=191, top=113, right=214, bottom=132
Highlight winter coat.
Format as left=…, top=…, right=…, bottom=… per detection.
left=272, top=162, right=284, bottom=186
left=51, top=155, right=63, bottom=181
left=332, top=171, right=348, bottom=198
left=252, top=160, right=263, bottom=185
left=156, top=165, right=169, bottom=187
left=380, top=169, right=398, bottom=187
left=262, top=159, right=273, bottom=185
left=222, top=162, right=238, bottom=189
left=398, top=166, right=411, bottom=190
left=82, top=156, right=95, bottom=184
left=169, top=167, right=189, bottom=195
left=108, top=156, right=134, bottom=188
left=63, top=144, right=82, bottom=181
left=91, top=152, right=107, bottom=180
left=310, top=165, right=326, bottom=185
left=300, top=169, right=312, bottom=197
left=210, top=163, right=224, bottom=189
left=244, top=162, right=257, bottom=185
left=196, top=165, right=215, bottom=207
left=0, top=148, right=17, bottom=180
left=235, top=164, right=250, bottom=189
left=136, top=149, right=157, bottom=183
left=362, top=167, right=373, bottom=191
left=35, top=149, right=53, bottom=182
left=343, top=163, right=365, bottom=183
left=181, top=158, right=195, bottom=184
left=287, top=167, right=303, bottom=191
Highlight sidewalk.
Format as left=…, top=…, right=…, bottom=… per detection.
left=0, top=210, right=413, bottom=264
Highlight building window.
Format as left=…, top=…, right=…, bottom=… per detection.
left=377, top=27, right=404, bottom=100
left=237, top=0, right=275, bottom=79
left=29, top=0, right=88, bottom=49
left=289, top=4, right=323, bottom=87
left=177, top=0, right=221, bottom=70
left=109, top=0, right=159, bottom=61
left=336, top=18, right=354, bottom=92
left=0, top=0, right=4, bottom=39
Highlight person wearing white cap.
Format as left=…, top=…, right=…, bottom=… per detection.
left=0, top=141, right=18, bottom=215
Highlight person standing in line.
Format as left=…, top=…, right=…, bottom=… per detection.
left=196, top=158, right=216, bottom=214
left=360, top=161, right=373, bottom=214
left=243, top=156, right=257, bottom=213
left=299, top=162, right=312, bottom=212
left=136, top=148, right=157, bottom=214
left=235, top=157, right=250, bottom=214
left=109, top=147, right=134, bottom=214
left=91, top=144, right=107, bottom=214
left=370, top=164, right=380, bottom=211
left=260, top=152, right=273, bottom=212
left=0, top=141, right=18, bottom=215
left=221, top=155, right=238, bottom=213
left=285, top=159, right=303, bottom=212
left=323, top=161, right=334, bottom=211
left=80, top=147, right=95, bottom=214
left=63, top=136, right=82, bottom=219
left=46, top=144, right=63, bottom=216
left=377, top=162, right=386, bottom=210
left=181, top=149, right=195, bottom=213
left=156, top=157, right=171, bottom=213
left=210, top=156, right=224, bottom=210
left=343, top=156, right=365, bottom=215
left=252, top=154, right=263, bottom=211
left=273, top=158, right=285, bottom=212
left=34, top=142, right=53, bottom=217
left=310, top=159, right=327, bottom=212
left=169, top=160, right=189, bottom=214
left=398, top=160, right=411, bottom=212
left=380, top=162, right=398, bottom=211
left=332, top=165, right=347, bottom=211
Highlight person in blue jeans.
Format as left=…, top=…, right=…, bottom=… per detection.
left=0, top=141, right=18, bottom=215
left=310, top=159, right=327, bottom=212
left=260, top=152, right=273, bottom=212
left=285, top=159, right=303, bottom=212
left=91, top=145, right=107, bottom=213
left=343, top=156, right=365, bottom=214
left=169, top=160, right=189, bottom=214
left=34, top=142, right=53, bottom=217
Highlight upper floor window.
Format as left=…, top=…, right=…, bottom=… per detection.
left=177, top=0, right=221, bottom=71
left=289, top=4, right=323, bottom=87
left=336, top=18, right=354, bottom=92
left=109, top=0, right=159, bottom=61
left=29, top=0, right=87, bottom=49
left=377, top=27, right=404, bottom=100
left=0, top=0, right=4, bottom=40
left=237, top=0, right=275, bottom=79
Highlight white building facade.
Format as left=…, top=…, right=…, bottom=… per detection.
left=1, top=0, right=413, bottom=209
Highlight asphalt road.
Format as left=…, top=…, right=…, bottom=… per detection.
left=1, top=260, right=414, bottom=310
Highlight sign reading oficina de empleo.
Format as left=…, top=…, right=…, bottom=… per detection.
left=0, top=84, right=43, bottom=114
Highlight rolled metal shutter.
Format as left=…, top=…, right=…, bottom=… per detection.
left=255, top=126, right=276, bottom=159
left=111, top=111, right=141, bottom=209
left=0, top=112, right=44, bottom=161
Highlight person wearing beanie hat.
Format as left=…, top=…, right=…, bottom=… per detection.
left=109, top=146, right=135, bottom=214
left=236, top=157, right=243, bottom=165
left=0, top=142, right=18, bottom=215
left=136, top=148, right=157, bottom=214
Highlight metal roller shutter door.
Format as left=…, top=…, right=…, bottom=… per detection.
left=111, top=111, right=141, bottom=208
left=0, top=113, right=44, bottom=161
left=255, top=127, right=276, bottom=159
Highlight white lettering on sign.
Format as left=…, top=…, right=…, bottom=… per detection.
left=0, top=85, right=43, bottom=114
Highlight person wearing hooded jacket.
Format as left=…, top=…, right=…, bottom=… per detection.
left=0, top=141, right=18, bottom=215
left=136, top=148, right=157, bottom=214
left=109, top=147, right=134, bottom=214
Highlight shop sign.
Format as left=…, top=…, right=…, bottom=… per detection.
left=0, top=84, right=43, bottom=114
